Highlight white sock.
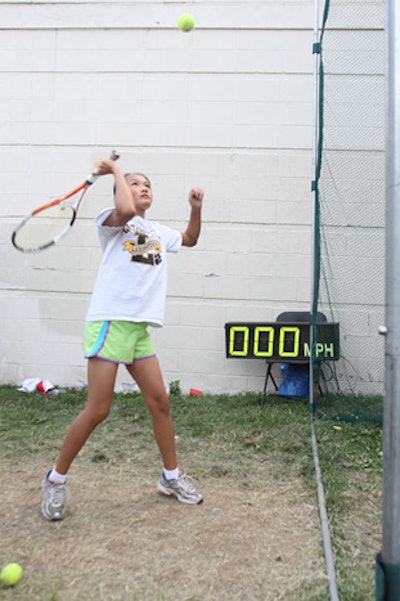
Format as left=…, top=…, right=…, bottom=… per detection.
left=163, top=467, right=179, bottom=481
left=48, top=468, right=67, bottom=484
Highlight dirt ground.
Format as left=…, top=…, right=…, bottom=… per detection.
left=0, top=456, right=328, bottom=601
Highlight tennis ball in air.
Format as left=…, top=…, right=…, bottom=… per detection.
left=177, top=13, right=195, bottom=32
left=0, top=563, right=23, bottom=587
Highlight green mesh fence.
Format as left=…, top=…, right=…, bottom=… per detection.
left=312, top=0, right=385, bottom=422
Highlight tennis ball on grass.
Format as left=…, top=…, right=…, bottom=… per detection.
left=0, top=563, right=23, bottom=587
left=177, top=13, right=195, bottom=32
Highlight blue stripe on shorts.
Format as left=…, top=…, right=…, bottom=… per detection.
left=88, top=320, right=110, bottom=355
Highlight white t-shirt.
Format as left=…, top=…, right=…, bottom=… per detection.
left=85, top=209, right=182, bottom=327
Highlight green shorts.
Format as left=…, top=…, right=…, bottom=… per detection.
left=84, top=321, right=155, bottom=364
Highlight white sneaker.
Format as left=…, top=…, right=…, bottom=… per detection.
left=41, top=471, right=70, bottom=520
left=157, top=472, right=203, bottom=505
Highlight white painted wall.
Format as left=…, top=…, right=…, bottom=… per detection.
left=0, top=0, right=315, bottom=394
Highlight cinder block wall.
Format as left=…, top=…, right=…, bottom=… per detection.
left=0, top=1, right=315, bottom=394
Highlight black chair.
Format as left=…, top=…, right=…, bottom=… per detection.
left=261, top=311, right=327, bottom=405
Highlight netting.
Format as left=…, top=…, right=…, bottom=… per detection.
left=312, top=0, right=385, bottom=421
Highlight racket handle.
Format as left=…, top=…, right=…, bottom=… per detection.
left=85, top=149, right=120, bottom=185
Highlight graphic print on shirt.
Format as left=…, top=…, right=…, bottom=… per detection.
left=122, top=222, right=162, bottom=265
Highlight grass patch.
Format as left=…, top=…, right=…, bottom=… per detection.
left=0, top=385, right=382, bottom=600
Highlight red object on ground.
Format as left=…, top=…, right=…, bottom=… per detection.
left=189, top=388, right=202, bottom=396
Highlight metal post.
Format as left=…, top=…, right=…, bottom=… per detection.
left=383, top=0, right=400, bottom=563
left=377, top=0, right=400, bottom=598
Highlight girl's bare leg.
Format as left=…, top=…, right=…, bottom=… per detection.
left=126, top=356, right=177, bottom=470
left=55, top=358, right=118, bottom=474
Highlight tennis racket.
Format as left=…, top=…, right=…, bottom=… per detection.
left=11, top=149, right=120, bottom=253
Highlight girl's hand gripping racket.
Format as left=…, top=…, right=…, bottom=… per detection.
left=11, top=150, right=120, bottom=253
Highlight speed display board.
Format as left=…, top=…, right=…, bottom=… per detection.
left=225, top=322, right=340, bottom=362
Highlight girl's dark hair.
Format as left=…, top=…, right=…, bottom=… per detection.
left=113, top=173, right=151, bottom=195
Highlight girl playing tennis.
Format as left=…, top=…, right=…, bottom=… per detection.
left=41, top=156, right=204, bottom=520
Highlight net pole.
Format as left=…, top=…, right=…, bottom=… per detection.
left=382, top=0, right=400, bottom=568
left=377, top=0, right=400, bottom=597
left=310, top=2, right=339, bottom=599
left=309, top=0, right=320, bottom=412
